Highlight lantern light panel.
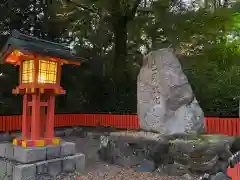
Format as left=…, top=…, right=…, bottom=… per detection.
left=38, top=60, right=57, bottom=84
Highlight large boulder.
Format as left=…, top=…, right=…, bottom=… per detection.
left=137, top=48, right=204, bottom=134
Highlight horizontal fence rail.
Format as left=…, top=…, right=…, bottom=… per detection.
left=204, top=117, right=240, bottom=136
left=0, top=114, right=140, bottom=132
left=0, top=114, right=239, bottom=136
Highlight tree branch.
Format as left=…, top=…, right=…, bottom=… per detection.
left=65, top=0, right=99, bottom=14
left=127, top=0, right=142, bottom=21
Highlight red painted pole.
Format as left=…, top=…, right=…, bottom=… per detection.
left=40, top=106, right=46, bottom=138
left=22, top=94, right=29, bottom=139
left=46, top=95, right=55, bottom=138
left=31, top=94, right=41, bottom=140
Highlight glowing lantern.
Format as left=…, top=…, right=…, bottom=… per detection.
left=0, top=30, right=83, bottom=147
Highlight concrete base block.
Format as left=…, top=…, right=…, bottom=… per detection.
left=74, top=153, right=85, bottom=173
left=14, top=146, right=46, bottom=163
left=36, top=161, right=48, bottom=175
left=47, top=158, right=62, bottom=177
left=0, top=143, right=9, bottom=158
left=60, top=142, right=76, bottom=157
left=5, top=162, right=13, bottom=178
left=0, top=143, right=14, bottom=159
left=63, top=156, right=75, bottom=173
left=0, top=142, right=86, bottom=179
left=62, top=153, right=85, bottom=173
left=12, top=164, right=36, bottom=180
left=5, top=146, right=14, bottom=160
left=46, top=145, right=61, bottom=160
left=0, top=160, right=14, bottom=180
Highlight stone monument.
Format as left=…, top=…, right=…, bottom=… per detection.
left=137, top=48, right=204, bottom=135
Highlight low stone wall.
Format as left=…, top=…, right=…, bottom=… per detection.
left=98, top=131, right=236, bottom=179
left=0, top=141, right=85, bottom=180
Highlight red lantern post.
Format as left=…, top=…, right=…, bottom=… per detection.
left=0, top=30, right=82, bottom=148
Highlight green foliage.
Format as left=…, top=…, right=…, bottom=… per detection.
left=0, top=0, right=239, bottom=116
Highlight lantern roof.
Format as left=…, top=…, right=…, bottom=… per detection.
left=0, top=30, right=84, bottom=65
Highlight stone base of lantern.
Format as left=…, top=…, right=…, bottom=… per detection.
left=13, top=137, right=61, bottom=148
left=0, top=141, right=85, bottom=180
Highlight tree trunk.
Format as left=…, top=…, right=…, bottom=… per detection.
left=112, top=16, right=128, bottom=79
left=223, top=0, right=229, bottom=7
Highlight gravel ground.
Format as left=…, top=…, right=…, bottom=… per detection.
left=82, top=163, right=190, bottom=180
left=59, top=163, right=189, bottom=180
left=62, top=129, right=200, bottom=180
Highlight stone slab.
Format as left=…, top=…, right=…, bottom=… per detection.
left=46, top=145, right=61, bottom=160
left=12, top=163, right=36, bottom=180
left=14, top=146, right=46, bottom=163
left=60, top=142, right=76, bottom=157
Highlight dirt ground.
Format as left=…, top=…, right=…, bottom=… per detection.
left=63, top=130, right=199, bottom=180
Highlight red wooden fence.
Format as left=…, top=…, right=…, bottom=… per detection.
left=0, top=114, right=239, bottom=136
left=0, top=114, right=140, bottom=132
left=204, top=117, right=240, bottom=136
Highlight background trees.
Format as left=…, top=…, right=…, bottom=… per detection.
left=0, top=0, right=239, bottom=116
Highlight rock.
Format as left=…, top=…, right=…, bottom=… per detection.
left=72, top=127, right=87, bottom=137
left=64, top=128, right=74, bottom=136
left=182, top=173, right=194, bottom=180
left=98, top=136, right=146, bottom=167
left=168, top=134, right=234, bottom=173
left=214, top=161, right=228, bottom=174
left=133, top=159, right=156, bottom=172
left=98, top=132, right=234, bottom=175
left=54, top=129, right=65, bottom=137
left=211, top=172, right=230, bottom=180
left=218, top=148, right=232, bottom=161
left=230, top=136, right=240, bottom=153
left=137, top=48, right=204, bottom=134
left=149, top=139, right=171, bottom=165
left=161, top=162, right=189, bottom=176
left=199, top=173, right=210, bottom=180
left=190, top=155, right=218, bottom=172
left=228, top=151, right=240, bottom=168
